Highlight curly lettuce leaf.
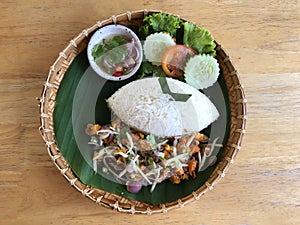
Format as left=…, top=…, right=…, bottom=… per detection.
left=183, top=22, right=216, bottom=56
left=139, top=13, right=182, bottom=38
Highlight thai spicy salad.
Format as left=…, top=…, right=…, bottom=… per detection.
left=86, top=118, right=221, bottom=193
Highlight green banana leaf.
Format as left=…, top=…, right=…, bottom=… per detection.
left=53, top=49, right=230, bottom=205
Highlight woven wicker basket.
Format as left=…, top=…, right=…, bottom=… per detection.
left=38, top=10, right=247, bottom=214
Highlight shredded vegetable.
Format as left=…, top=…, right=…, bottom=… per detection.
left=86, top=119, right=222, bottom=193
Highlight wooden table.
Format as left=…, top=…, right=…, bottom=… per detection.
left=1, top=1, right=299, bottom=224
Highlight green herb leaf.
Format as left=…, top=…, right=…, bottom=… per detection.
left=148, top=157, right=154, bottom=166
left=138, top=62, right=167, bottom=79
left=104, top=36, right=127, bottom=49
left=183, top=22, right=216, bottom=56
left=92, top=44, right=105, bottom=60
left=146, top=134, right=157, bottom=150
left=119, top=126, right=130, bottom=140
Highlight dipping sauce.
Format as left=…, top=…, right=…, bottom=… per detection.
left=92, top=35, right=140, bottom=77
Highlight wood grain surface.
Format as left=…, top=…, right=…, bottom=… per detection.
left=0, top=0, right=299, bottom=224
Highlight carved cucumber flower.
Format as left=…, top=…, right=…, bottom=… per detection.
left=184, top=54, right=220, bottom=89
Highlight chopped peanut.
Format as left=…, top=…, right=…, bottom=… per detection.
left=85, top=124, right=101, bottom=135
left=170, top=174, right=181, bottom=184
left=188, top=159, right=197, bottom=176
left=116, top=148, right=127, bottom=153
left=164, top=150, right=171, bottom=159
left=175, top=168, right=184, bottom=175
left=190, top=145, right=200, bottom=154
left=195, top=133, right=207, bottom=141
left=139, top=140, right=151, bottom=150
left=131, top=133, right=140, bottom=142
left=164, top=144, right=172, bottom=152
left=111, top=118, right=121, bottom=129
left=137, top=132, right=144, bottom=139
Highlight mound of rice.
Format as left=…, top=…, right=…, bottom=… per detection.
left=107, top=77, right=219, bottom=137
